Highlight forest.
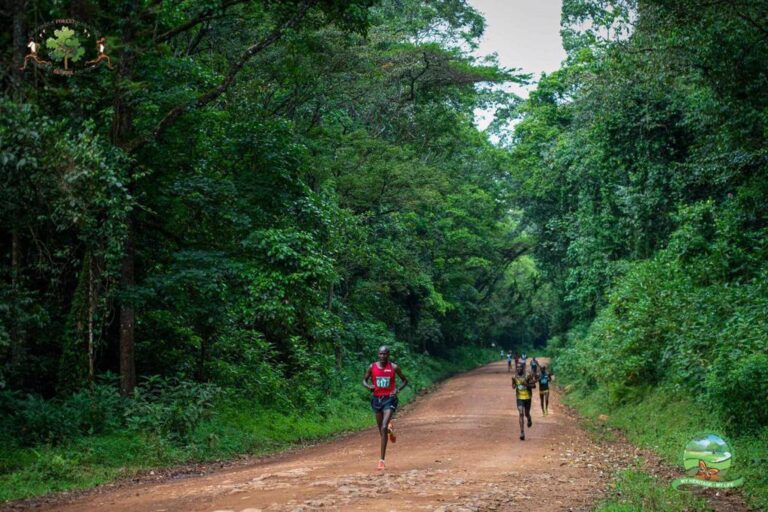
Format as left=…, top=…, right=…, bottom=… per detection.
left=1, top=0, right=767, bottom=509
left=517, top=0, right=768, bottom=431
left=521, top=0, right=768, bottom=506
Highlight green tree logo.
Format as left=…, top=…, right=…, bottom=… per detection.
left=46, top=26, right=85, bottom=70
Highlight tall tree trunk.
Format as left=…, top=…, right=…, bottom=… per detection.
left=11, top=0, right=27, bottom=95
left=197, top=337, right=207, bottom=382
left=111, top=0, right=315, bottom=392
left=11, top=230, right=18, bottom=288
left=9, top=229, right=21, bottom=368
left=87, top=253, right=95, bottom=384
left=119, top=225, right=136, bottom=394
left=57, top=252, right=92, bottom=392
left=329, top=283, right=342, bottom=370
left=113, top=0, right=140, bottom=395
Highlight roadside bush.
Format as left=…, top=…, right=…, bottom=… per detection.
left=13, top=394, right=80, bottom=446
left=556, top=250, right=768, bottom=432
left=284, top=335, right=336, bottom=410
left=1, top=376, right=223, bottom=448
left=707, top=352, right=768, bottom=434
left=207, top=328, right=290, bottom=407
left=29, top=452, right=80, bottom=482
left=0, top=381, right=126, bottom=447
left=0, top=390, right=22, bottom=446
left=65, top=381, right=126, bottom=435
left=338, top=319, right=402, bottom=362
left=125, top=376, right=220, bottom=443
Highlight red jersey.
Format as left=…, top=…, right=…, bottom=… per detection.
left=371, top=362, right=396, bottom=397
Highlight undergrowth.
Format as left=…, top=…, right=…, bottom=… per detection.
left=563, top=386, right=768, bottom=511
left=0, top=346, right=495, bottom=502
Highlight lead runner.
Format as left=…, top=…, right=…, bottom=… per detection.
left=363, top=346, right=408, bottom=470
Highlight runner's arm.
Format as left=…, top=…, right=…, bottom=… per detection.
left=393, top=364, right=408, bottom=395
left=363, top=365, right=374, bottom=391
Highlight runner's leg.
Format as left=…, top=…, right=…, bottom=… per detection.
left=517, top=402, right=525, bottom=439
left=381, top=408, right=394, bottom=460
left=540, top=392, right=545, bottom=415
left=373, top=400, right=386, bottom=469
left=525, top=399, right=532, bottom=427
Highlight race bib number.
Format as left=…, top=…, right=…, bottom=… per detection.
left=376, top=376, right=391, bottom=388
left=516, top=383, right=526, bottom=391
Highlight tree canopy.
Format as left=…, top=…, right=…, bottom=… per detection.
left=1, top=0, right=542, bottom=399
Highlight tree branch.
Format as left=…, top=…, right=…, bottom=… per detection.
left=124, top=0, right=318, bottom=153
left=138, top=0, right=165, bottom=21
left=737, top=12, right=768, bottom=39
left=185, top=22, right=209, bottom=56
left=154, top=0, right=250, bottom=44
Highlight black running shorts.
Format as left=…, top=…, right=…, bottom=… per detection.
left=371, top=395, right=398, bottom=412
left=516, top=398, right=531, bottom=414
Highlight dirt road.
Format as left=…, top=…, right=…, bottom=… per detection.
left=33, top=361, right=614, bottom=512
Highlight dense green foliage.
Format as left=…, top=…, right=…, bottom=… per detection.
left=0, top=345, right=492, bottom=501
left=3, top=0, right=768, bottom=506
left=565, top=388, right=768, bottom=510
left=0, top=0, right=541, bottom=498
left=515, top=0, right=768, bottom=427
left=507, top=0, right=768, bottom=507
left=1, top=0, right=531, bottom=402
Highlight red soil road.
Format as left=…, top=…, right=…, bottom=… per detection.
left=32, top=360, right=612, bottom=511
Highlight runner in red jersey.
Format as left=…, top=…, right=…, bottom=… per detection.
left=363, top=346, right=408, bottom=470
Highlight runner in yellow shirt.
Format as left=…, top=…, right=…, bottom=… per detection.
left=512, top=361, right=537, bottom=440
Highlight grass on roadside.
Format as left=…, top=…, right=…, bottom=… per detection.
left=595, top=468, right=711, bottom=512
left=562, top=386, right=768, bottom=511
left=0, top=347, right=495, bottom=503
left=579, top=415, right=618, bottom=444
left=0, top=406, right=375, bottom=502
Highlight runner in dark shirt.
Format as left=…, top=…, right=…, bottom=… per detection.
left=539, top=366, right=553, bottom=416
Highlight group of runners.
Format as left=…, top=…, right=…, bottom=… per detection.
left=507, top=351, right=552, bottom=440
left=363, top=345, right=553, bottom=470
